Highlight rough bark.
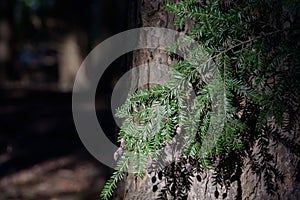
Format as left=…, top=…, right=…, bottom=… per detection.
left=241, top=7, right=300, bottom=200
left=114, top=0, right=239, bottom=199
left=114, top=1, right=300, bottom=200
left=113, top=0, right=177, bottom=199
left=241, top=121, right=300, bottom=200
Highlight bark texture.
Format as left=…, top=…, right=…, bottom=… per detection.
left=114, top=0, right=177, bottom=199
left=240, top=7, right=300, bottom=200
left=116, top=0, right=240, bottom=199
left=114, top=1, right=300, bottom=199
left=241, top=125, right=300, bottom=200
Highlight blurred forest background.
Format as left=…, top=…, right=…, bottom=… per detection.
left=0, top=0, right=130, bottom=199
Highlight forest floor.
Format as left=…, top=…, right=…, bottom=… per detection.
left=0, top=84, right=114, bottom=200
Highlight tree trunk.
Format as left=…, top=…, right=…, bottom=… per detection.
left=241, top=134, right=300, bottom=200
left=58, top=31, right=88, bottom=91
left=240, top=6, right=300, bottom=200
left=114, top=0, right=239, bottom=199
left=113, top=0, right=176, bottom=199
left=0, top=0, right=14, bottom=82
left=114, top=1, right=300, bottom=199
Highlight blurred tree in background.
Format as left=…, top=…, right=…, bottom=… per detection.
left=0, top=1, right=129, bottom=200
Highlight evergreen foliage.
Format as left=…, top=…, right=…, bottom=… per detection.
left=101, top=0, right=300, bottom=199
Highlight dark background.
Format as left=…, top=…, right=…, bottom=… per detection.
left=0, top=0, right=130, bottom=199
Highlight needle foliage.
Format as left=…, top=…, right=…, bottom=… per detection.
left=101, top=0, right=300, bottom=199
